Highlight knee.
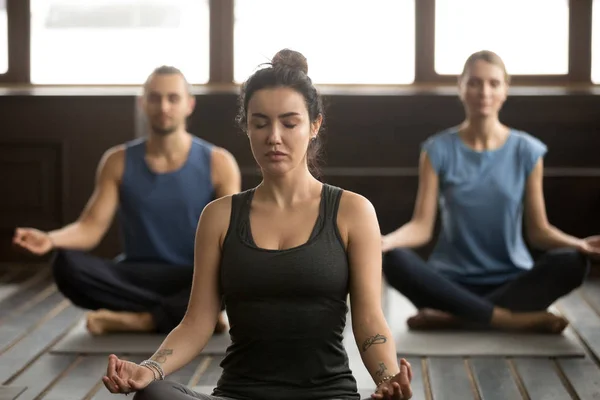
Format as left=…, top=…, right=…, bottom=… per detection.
left=51, top=250, right=77, bottom=283
left=133, top=381, right=185, bottom=400
left=382, top=248, right=419, bottom=281
left=542, top=248, right=590, bottom=287
left=51, top=250, right=86, bottom=293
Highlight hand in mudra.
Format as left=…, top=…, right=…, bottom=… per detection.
left=12, top=228, right=53, bottom=256
left=371, top=359, right=413, bottom=399
left=579, top=235, right=600, bottom=259
left=102, top=354, right=154, bottom=395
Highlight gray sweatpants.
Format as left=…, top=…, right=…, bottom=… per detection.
left=133, top=381, right=235, bottom=400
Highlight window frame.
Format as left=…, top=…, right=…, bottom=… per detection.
left=0, top=0, right=595, bottom=86
left=415, top=0, right=593, bottom=86
left=0, top=0, right=30, bottom=83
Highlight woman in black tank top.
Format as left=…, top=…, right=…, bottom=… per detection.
left=101, top=49, right=413, bottom=400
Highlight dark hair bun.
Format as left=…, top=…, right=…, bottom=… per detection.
left=271, top=49, right=308, bottom=75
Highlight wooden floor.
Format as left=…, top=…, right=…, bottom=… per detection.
left=1, top=265, right=600, bottom=399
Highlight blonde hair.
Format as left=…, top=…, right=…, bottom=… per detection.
left=460, top=50, right=510, bottom=84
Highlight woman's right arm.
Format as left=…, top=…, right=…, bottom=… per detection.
left=141, top=196, right=232, bottom=376
left=382, top=151, right=439, bottom=251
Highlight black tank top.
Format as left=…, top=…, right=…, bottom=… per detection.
left=213, top=184, right=360, bottom=400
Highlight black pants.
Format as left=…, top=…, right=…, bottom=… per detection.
left=134, top=381, right=233, bottom=400
left=382, top=247, right=590, bottom=325
left=52, top=250, right=193, bottom=333
left=133, top=381, right=369, bottom=400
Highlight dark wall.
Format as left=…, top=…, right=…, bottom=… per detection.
left=0, top=94, right=136, bottom=261
left=1, top=89, right=599, bottom=262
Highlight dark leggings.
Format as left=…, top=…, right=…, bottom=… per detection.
left=51, top=249, right=193, bottom=333
left=133, top=381, right=369, bottom=400
left=134, top=381, right=234, bottom=400
left=382, top=247, right=590, bottom=324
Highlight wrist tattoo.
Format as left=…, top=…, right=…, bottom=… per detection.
left=151, top=349, right=173, bottom=364
left=361, top=333, right=387, bottom=352
left=376, top=362, right=388, bottom=378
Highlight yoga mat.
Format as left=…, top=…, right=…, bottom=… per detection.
left=50, top=319, right=231, bottom=354
left=384, top=289, right=585, bottom=357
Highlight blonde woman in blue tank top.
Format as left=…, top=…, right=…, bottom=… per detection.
left=381, top=51, right=600, bottom=333
left=101, top=49, right=414, bottom=400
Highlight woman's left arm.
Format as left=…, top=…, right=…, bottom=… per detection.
left=525, top=158, right=587, bottom=250
left=338, top=191, right=412, bottom=399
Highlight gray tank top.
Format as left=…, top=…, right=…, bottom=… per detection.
left=213, top=184, right=360, bottom=400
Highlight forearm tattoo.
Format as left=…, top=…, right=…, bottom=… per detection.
left=361, top=333, right=387, bottom=352
left=151, top=349, right=173, bottom=364
left=376, top=362, right=388, bottom=378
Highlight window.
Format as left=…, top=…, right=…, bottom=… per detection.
left=0, top=0, right=7, bottom=74
left=233, top=0, right=415, bottom=84
left=30, top=0, right=210, bottom=84
left=435, top=0, right=569, bottom=76
left=593, top=0, right=600, bottom=83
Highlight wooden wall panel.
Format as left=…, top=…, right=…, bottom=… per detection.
left=0, top=90, right=598, bottom=262
left=0, top=141, right=63, bottom=228
left=0, top=95, right=136, bottom=262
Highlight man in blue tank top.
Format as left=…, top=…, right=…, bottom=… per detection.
left=12, top=66, right=241, bottom=335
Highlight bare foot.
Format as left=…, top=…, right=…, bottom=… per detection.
left=407, top=308, right=569, bottom=335
left=509, top=312, right=569, bottom=334
left=406, top=309, right=463, bottom=330
left=86, top=309, right=155, bottom=336
left=214, top=313, right=228, bottom=334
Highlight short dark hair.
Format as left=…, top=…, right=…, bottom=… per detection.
left=236, top=49, right=325, bottom=178
left=143, top=65, right=192, bottom=94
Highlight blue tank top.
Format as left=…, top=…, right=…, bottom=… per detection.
left=117, top=136, right=214, bottom=266
left=422, top=128, right=547, bottom=284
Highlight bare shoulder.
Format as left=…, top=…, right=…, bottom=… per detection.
left=336, top=190, right=379, bottom=242
left=338, top=190, right=377, bottom=220
left=102, top=144, right=126, bottom=163
left=204, top=194, right=234, bottom=216
left=211, top=146, right=238, bottom=167
left=98, top=144, right=126, bottom=180
left=199, top=194, right=235, bottom=245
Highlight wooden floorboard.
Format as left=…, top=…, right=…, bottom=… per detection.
left=558, top=357, right=600, bottom=400
left=7, top=354, right=76, bottom=400
left=0, top=269, right=52, bottom=321
left=557, top=289, right=600, bottom=363
left=0, top=302, right=84, bottom=384
left=404, top=357, right=426, bottom=400
left=427, top=358, right=477, bottom=400
left=1, top=270, right=600, bottom=399
left=0, top=290, right=63, bottom=353
left=0, top=386, right=27, bottom=400
left=168, top=356, right=207, bottom=386
left=469, top=357, right=522, bottom=400
left=512, top=358, right=572, bottom=399
left=41, top=356, right=109, bottom=400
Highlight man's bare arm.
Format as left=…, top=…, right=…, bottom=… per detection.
left=48, top=146, right=124, bottom=250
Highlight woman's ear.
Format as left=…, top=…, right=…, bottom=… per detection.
left=311, top=114, right=323, bottom=136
